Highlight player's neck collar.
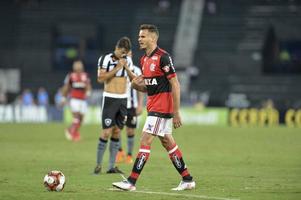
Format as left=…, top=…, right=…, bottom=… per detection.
left=146, top=46, right=159, bottom=57
left=111, top=53, right=119, bottom=60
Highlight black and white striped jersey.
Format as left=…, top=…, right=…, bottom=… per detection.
left=97, top=53, right=134, bottom=98
left=97, top=53, right=133, bottom=77
left=127, top=65, right=142, bottom=109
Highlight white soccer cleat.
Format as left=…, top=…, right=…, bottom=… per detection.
left=112, top=180, right=136, bottom=191
left=64, top=129, right=72, bottom=141
left=171, top=180, right=196, bottom=191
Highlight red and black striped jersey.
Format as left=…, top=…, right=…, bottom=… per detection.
left=64, top=72, right=90, bottom=100
left=140, top=47, right=176, bottom=118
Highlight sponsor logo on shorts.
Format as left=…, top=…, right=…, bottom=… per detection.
left=146, top=124, right=154, bottom=131
left=104, top=118, right=112, bottom=126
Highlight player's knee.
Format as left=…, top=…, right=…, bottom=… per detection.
left=160, top=139, right=169, bottom=149
left=127, top=128, right=135, bottom=136
left=140, top=140, right=151, bottom=146
left=160, top=136, right=174, bottom=150
left=112, top=127, right=121, bottom=137
left=101, top=129, right=112, bottom=140
left=140, top=137, right=152, bottom=146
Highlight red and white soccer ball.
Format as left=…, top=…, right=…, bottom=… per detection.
left=43, top=170, right=66, bottom=192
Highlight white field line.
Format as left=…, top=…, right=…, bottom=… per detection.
left=107, top=188, right=240, bottom=200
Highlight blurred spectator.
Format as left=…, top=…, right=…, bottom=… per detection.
left=37, top=87, right=49, bottom=106
left=155, top=0, right=170, bottom=14
left=261, top=99, right=275, bottom=109
left=225, top=93, right=250, bottom=108
left=207, top=0, right=217, bottom=15
left=54, top=87, right=64, bottom=108
left=0, top=85, right=7, bottom=104
left=279, top=49, right=291, bottom=62
left=21, top=89, right=34, bottom=106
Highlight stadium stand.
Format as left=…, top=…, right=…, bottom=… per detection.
left=0, top=0, right=300, bottom=108
left=192, top=0, right=301, bottom=107
left=0, top=0, right=181, bottom=103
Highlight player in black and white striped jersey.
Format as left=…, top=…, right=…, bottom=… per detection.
left=116, top=51, right=144, bottom=164
left=94, top=37, right=134, bottom=175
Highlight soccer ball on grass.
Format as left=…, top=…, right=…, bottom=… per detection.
left=43, top=170, right=66, bottom=191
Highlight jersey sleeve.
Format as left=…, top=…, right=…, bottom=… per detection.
left=134, top=65, right=142, bottom=76
left=86, top=73, right=91, bottom=84
left=63, top=73, right=71, bottom=85
left=127, top=56, right=134, bottom=71
left=97, top=55, right=109, bottom=70
left=160, top=54, right=176, bottom=79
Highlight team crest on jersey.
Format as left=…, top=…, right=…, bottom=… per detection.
left=162, top=65, right=170, bottom=73
left=150, top=63, right=156, bottom=71
left=104, top=118, right=112, bottom=126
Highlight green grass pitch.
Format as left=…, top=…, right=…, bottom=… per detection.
left=0, top=123, right=300, bottom=200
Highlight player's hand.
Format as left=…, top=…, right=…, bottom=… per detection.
left=132, top=75, right=145, bottom=86
left=173, top=112, right=182, bottom=129
left=118, top=58, right=127, bottom=67
left=60, top=96, right=67, bottom=107
left=136, top=105, right=143, bottom=116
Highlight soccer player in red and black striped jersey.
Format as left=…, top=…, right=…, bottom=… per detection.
left=113, top=24, right=195, bottom=191
left=61, top=60, right=91, bottom=142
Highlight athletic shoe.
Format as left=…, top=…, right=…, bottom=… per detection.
left=112, top=180, right=136, bottom=191
left=64, top=129, right=72, bottom=141
left=171, top=180, right=196, bottom=191
left=116, top=150, right=126, bottom=163
left=72, top=131, right=81, bottom=142
left=94, top=165, right=101, bottom=175
left=106, top=166, right=124, bottom=174
left=125, top=155, right=133, bottom=164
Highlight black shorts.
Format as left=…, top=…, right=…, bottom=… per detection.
left=102, top=97, right=127, bottom=129
left=126, top=108, right=138, bottom=128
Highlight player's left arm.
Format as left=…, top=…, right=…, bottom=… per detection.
left=169, top=76, right=182, bottom=129
left=85, top=75, right=92, bottom=97
left=160, top=54, right=182, bottom=129
left=136, top=91, right=144, bottom=115
left=61, top=74, right=71, bottom=105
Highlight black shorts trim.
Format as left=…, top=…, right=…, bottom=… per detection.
left=148, top=112, right=173, bottom=118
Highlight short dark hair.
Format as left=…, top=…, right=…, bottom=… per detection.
left=116, top=36, right=132, bottom=52
left=139, top=24, right=159, bottom=37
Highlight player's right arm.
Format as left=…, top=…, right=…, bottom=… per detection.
left=131, top=75, right=147, bottom=92
left=60, top=74, right=71, bottom=105
left=97, top=56, right=124, bottom=83
left=136, top=90, right=144, bottom=115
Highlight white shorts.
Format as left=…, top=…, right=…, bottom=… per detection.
left=142, top=116, right=172, bottom=137
left=69, top=98, right=88, bottom=114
